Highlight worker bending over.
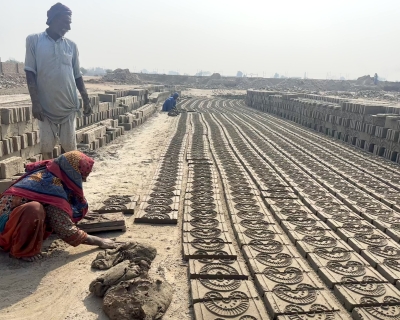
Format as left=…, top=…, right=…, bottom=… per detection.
left=0, top=151, right=116, bottom=262
left=162, top=93, right=179, bottom=112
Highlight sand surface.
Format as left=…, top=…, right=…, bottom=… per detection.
left=0, top=111, right=191, bottom=320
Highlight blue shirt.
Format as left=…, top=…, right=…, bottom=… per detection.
left=24, top=31, right=82, bottom=124
left=162, top=97, right=176, bottom=112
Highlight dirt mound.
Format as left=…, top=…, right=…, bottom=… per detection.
left=102, top=69, right=142, bottom=84
left=356, top=75, right=374, bottom=86
left=0, top=73, right=26, bottom=89
left=325, top=90, right=400, bottom=102
left=210, top=73, right=221, bottom=79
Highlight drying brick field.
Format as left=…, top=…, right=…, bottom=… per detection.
left=1, top=89, right=400, bottom=320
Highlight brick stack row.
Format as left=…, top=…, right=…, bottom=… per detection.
left=246, top=90, right=400, bottom=163
left=0, top=85, right=174, bottom=191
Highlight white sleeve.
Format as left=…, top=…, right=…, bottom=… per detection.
left=24, top=35, right=37, bottom=74
left=72, top=43, right=83, bottom=79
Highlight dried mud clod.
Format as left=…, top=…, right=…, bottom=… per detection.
left=103, top=278, right=173, bottom=320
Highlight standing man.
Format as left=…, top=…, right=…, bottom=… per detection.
left=162, top=92, right=179, bottom=112
left=24, top=3, right=92, bottom=160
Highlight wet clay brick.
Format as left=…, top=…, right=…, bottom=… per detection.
left=183, top=242, right=237, bottom=260
left=261, top=190, right=297, bottom=199
left=386, top=227, right=400, bottom=243
left=361, top=244, right=400, bottom=268
left=140, top=201, right=179, bottom=213
left=376, top=259, right=400, bottom=284
left=134, top=210, right=178, bottom=224
left=306, top=248, right=360, bottom=271
left=318, top=264, right=388, bottom=289
left=334, top=282, right=400, bottom=311
left=232, top=218, right=279, bottom=233
left=188, top=259, right=249, bottom=280
left=247, top=256, right=311, bottom=276
left=182, top=231, right=232, bottom=243
left=190, top=279, right=258, bottom=303
left=352, top=306, right=400, bottom=320
left=242, top=244, right=301, bottom=265
left=231, top=213, right=277, bottom=228
left=235, top=230, right=290, bottom=248
left=264, top=289, right=340, bottom=319
left=254, top=270, right=325, bottom=293
left=296, top=237, right=352, bottom=257
left=277, top=311, right=351, bottom=320
left=193, top=296, right=269, bottom=320
left=183, top=221, right=229, bottom=233
left=348, top=233, right=392, bottom=253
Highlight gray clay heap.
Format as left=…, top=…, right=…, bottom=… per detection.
left=89, top=241, right=172, bottom=320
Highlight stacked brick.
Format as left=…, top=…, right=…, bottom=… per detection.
left=246, top=89, right=400, bottom=163
left=0, top=103, right=40, bottom=185
left=0, top=85, right=174, bottom=192
left=149, top=91, right=172, bottom=103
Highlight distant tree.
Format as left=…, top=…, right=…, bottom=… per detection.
left=105, top=69, right=113, bottom=73
left=195, top=71, right=211, bottom=76
left=80, top=67, right=87, bottom=75
left=274, top=73, right=280, bottom=78
left=6, top=58, right=21, bottom=63
left=236, top=71, right=243, bottom=77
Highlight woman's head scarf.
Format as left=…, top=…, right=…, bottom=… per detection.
left=3, top=151, right=94, bottom=222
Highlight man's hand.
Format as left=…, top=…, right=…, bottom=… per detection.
left=83, top=98, right=92, bottom=117
left=26, top=71, right=44, bottom=121
left=32, top=102, right=44, bottom=121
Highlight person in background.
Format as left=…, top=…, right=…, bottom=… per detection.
left=374, top=73, right=379, bottom=85
left=162, top=92, right=179, bottom=112
left=24, top=3, right=92, bottom=160
left=0, top=151, right=115, bottom=262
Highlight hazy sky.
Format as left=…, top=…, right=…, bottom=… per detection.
left=1, top=0, right=400, bottom=80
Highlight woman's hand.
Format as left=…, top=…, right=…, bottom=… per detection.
left=98, top=238, right=116, bottom=249
left=84, top=235, right=116, bottom=249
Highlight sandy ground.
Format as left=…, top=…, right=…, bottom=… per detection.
left=0, top=111, right=191, bottom=320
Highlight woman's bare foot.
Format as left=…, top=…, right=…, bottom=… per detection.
left=10, top=253, right=44, bottom=262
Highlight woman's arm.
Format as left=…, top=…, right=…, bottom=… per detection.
left=46, top=205, right=115, bottom=249
left=83, top=235, right=116, bottom=249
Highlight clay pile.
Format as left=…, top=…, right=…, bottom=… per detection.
left=101, top=69, right=142, bottom=85
left=90, top=241, right=173, bottom=320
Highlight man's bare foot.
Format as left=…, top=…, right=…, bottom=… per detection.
left=10, top=253, right=44, bottom=262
